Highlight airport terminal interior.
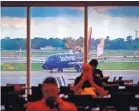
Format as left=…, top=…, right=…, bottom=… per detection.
left=1, top=1, right=139, bottom=111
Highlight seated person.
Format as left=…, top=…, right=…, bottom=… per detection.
left=26, top=77, right=77, bottom=111
left=89, top=59, right=109, bottom=86
left=72, top=64, right=108, bottom=97
left=74, top=73, right=97, bottom=97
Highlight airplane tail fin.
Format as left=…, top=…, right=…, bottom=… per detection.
left=80, top=28, right=105, bottom=58
left=81, top=27, right=92, bottom=55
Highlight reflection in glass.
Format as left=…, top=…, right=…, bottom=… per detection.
left=30, top=7, right=84, bottom=86
left=1, top=7, right=27, bottom=85
left=88, top=6, right=139, bottom=83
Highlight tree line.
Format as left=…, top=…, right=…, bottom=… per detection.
left=1, top=36, right=139, bottom=50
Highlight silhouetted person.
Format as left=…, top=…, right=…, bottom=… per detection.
left=89, top=59, right=104, bottom=86
left=72, top=64, right=108, bottom=97
left=26, top=77, right=77, bottom=111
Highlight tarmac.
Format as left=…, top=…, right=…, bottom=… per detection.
left=1, top=70, right=139, bottom=86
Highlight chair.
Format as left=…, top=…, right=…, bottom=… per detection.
left=6, top=83, right=26, bottom=87
left=6, top=94, right=26, bottom=111
left=118, top=76, right=123, bottom=81
left=123, top=80, right=133, bottom=85
left=113, top=80, right=124, bottom=86
left=67, top=95, right=93, bottom=106
left=31, top=86, right=42, bottom=101
left=113, top=77, right=116, bottom=81
left=1, top=86, right=15, bottom=105
left=6, top=84, right=26, bottom=95
left=103, top=84, right=119, bottom=92
left=1, top=86, right=26, bottom=111
left=57, top=76, right=67, bottom=86
left=59, top=86, right=73, bottom=95
left=61, top=76, right=66, bottom=86
left=125, top=85, right=139, bottom=94
left=57, top=77, right=62, bottom=86
left=110, top=92, right=135, bottom=111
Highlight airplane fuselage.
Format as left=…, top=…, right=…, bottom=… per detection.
left=42, top=53, right=83, bottom=72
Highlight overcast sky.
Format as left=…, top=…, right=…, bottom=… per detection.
left=1, top=6, right=139, bottom=39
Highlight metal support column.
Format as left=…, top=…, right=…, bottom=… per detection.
left=84, top=6, right=88, bottom=63
left=26, top=6, right=31, bottom=95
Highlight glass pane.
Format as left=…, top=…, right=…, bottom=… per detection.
left=30, top=7, right=84, bottom=86
left=1, top=7, right=27, bottom=86
left=88, top=6, right=139, bottom=83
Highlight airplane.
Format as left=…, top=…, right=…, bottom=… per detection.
left=42, top=27, right=93, bottom=73
left=42, top=53, right=83, bottom=73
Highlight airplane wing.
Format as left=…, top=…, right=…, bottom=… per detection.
left=68, top=61, right=83, bottom=66
left=31, top=58, right=45, bottom=63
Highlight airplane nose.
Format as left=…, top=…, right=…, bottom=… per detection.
left=42, top=64, right=48, bottom=69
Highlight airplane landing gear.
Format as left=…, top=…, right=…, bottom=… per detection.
left=76, top=68, right=81, bottom=72
left=58, top=68, right=63, bottom=72
left=75, top=65, right=81, bottom=72
left=50, top=69, right=53, bottom=73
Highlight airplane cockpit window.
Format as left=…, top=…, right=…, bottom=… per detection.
left=49, top=56, right=55, bottom=61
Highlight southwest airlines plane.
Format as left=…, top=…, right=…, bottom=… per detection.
left=42, top=27, right=92, bottom=73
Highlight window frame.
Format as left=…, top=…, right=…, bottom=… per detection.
left=1, top=1, right=139, bottom=94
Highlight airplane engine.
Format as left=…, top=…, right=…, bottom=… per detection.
left=74, top=64, right=82, bottom=72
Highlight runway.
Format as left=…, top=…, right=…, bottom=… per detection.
left=1, top=70, right=139, bottom=86
left=1, top=56, right=139, bottom=86
left=1, top=56, right=139, bottom=63
left=1, top=57, right=45, bottom=63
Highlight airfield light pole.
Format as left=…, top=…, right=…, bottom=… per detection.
left=84, top=6, right=88, bottom=63
left=26, top=6, right=31, bottom=95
